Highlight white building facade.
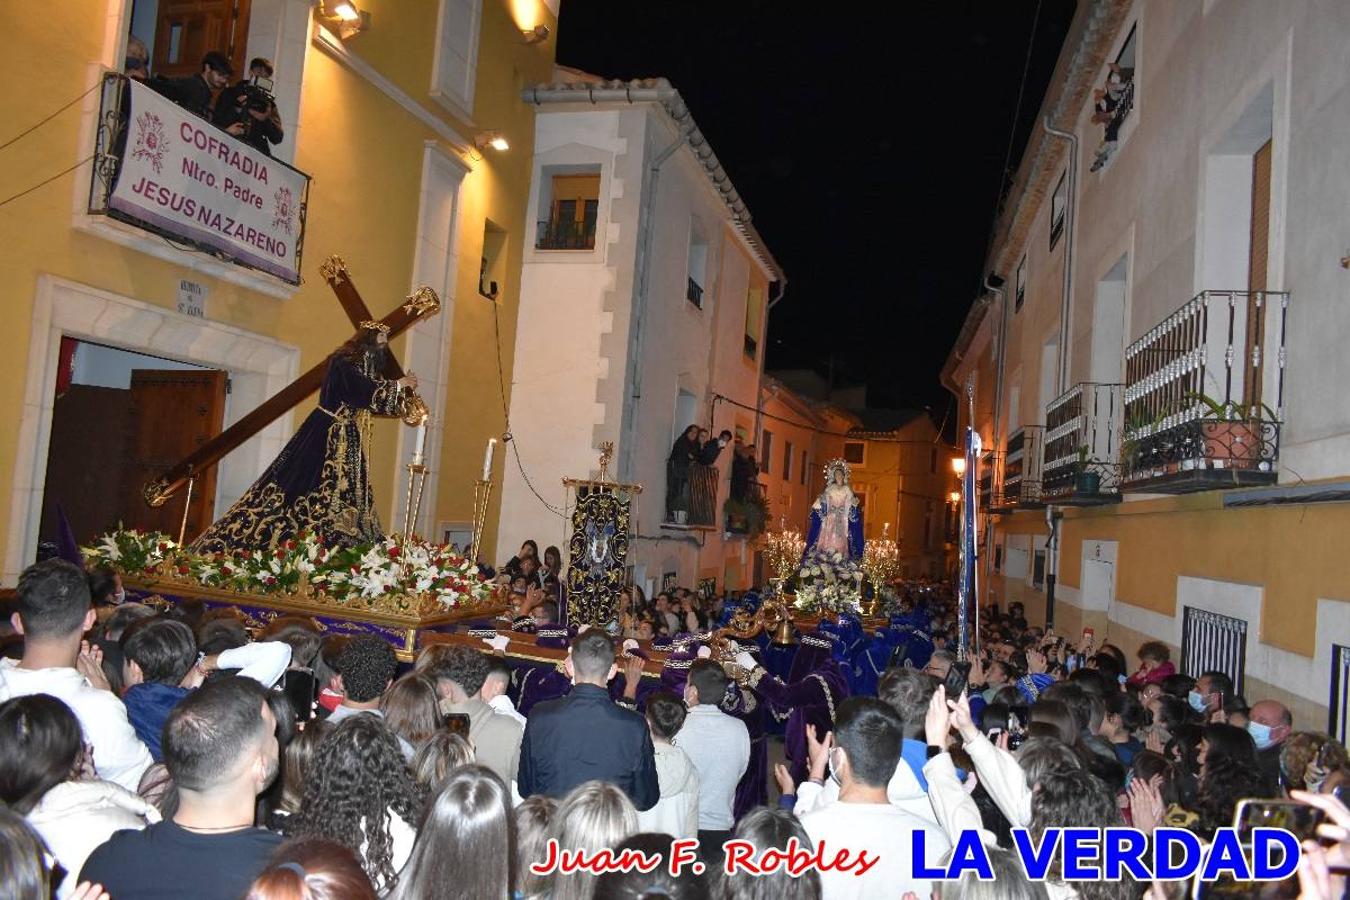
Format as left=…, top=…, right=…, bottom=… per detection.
left=945, top=0, right=1350, bottom=731
left=496, top=70, right=784, bottom=597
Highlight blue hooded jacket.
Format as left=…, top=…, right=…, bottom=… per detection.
left=123, top=682, right=190, bottom=762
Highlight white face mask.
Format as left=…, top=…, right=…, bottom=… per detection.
left=827, top=747, right=842, bottom=785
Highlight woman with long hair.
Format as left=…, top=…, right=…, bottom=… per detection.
left=513, top=796, right=557, bottom=900
left=379, top=673, right=442, bottom=757
left=935, top=845, right=1048, bottom=900
left=386, top=766, right=514, bottom=900
left=410, top=731, right=474, bottom=793
left=1192, top=722, right=1267, bottom=837
left=272, top=720, right=331, bottom=829
left=245, top=838, right=376, bottom=900
left=0, top=696, right=157, bottom=899
left=546, top=781, right=639, bottom=900
left=1029, top=769, right=1136, bottom=900
left=594, top=833, right=707, bottom=900
left=290, top=716, right=424, bottom=892
left=709, top=807, right=821, bottom=900
left=1099, top=692, right=1146, bottom=766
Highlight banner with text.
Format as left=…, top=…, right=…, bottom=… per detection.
left=110, top=79, right=307, bottom=284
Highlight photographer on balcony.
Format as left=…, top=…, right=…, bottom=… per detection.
left=213, top=57, right=284, bottom=156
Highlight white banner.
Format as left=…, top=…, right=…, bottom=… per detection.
left=110, top=79, right=307, bottom=283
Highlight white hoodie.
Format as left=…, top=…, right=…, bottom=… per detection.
left=0, top=660, right=152, bottom=791
left=794, top=751, right=940, bottom=826
left=637, top=742, right=700, bottom=839
left=27, top=780, right=160, bottom=899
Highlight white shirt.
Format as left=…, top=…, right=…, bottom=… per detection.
left=486, top=692, right=528, bottom=728
left=0, top=660, right=152, bottom=792
left=637, top=742, right=701, bottom=839
left=798, top=800, right=951, bottom=900
left=673, top=704, right=749, bottom=830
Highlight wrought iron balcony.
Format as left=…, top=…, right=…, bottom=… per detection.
left=977, top=450, right=1002, bottom=510
left=1042, top=383, right=1124, bottom=505
left=664, top=460, right=719, bottom=529
left=536, top=217, right=597, bottom=250
left=686, top=277, right=704, bottom=307
left=996, top=426, right=1044, bottom=510
left=1121, top=290, right=1288, bottom=493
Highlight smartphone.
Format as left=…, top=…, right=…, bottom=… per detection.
left=1082, top=627, right=1095, bottom=643
left=444, top=712, right=471, bottom=737
left=1232, top=799, right=1325, bottom=841
left=944, top=660, right=972, bottom=698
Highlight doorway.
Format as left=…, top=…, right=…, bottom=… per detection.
left=40, top=340, right=226, bottom=549
left=134, top=0, right=255, bottom=81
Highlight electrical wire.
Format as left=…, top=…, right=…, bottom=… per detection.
left=714, top=392, right=949, bottom=444
left=489, top=298, right=569, bottom=519
left=0, top=83, right=100, bottom=153
left=983, top=0, right=1044, bottom=267
left=0, top=156, right=94, bottom=211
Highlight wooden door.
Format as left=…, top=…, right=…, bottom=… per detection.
left=1244, top=139, right=1273, bottom=409
left=118, top=369, right=228, bottom=544
left=152, top=0, right=253, bottom=81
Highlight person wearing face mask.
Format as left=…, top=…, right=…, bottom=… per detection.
left=1247, top=698, right=1294, bottom=791
left=1187, top=671, right=1233, bottom=721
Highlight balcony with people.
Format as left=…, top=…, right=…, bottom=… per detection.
left=1041, top=383, right=1124, bottom=505
left=88, top=60, right=310, bottom=287
left=1119, top=290, right=1288, bottom=493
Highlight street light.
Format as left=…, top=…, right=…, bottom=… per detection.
left=949, top=491, right=961, bottom=504
left=951, top=457, right=966, bottom=476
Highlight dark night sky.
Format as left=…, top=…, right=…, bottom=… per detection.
left=555, top=0, right=1077, bottom=422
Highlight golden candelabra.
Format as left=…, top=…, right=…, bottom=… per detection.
left=470, top=479, right=494, bottom=561
left=763, top=519, right=806, bottom=590
left=862, top=522, right=902, bottom=614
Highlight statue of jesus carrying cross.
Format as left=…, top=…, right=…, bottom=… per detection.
left=140, top=255, right=441, bottom=554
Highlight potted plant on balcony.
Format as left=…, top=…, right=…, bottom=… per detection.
left=724, top=491, right=770, bottom=539
left=1073, top=445, right=1102, bottom=496
left=1186, top=393, right=1278, bottom=471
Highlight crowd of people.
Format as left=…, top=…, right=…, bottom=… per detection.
left=1, top=557, right=1348, bottom=899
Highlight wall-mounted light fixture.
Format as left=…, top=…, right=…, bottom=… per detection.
left=317, top=0, right=370, bottom=39
left=521, top=24, right=550, bottom=44
left=951, top=457, right=966, bottom=476
left=474, top=131, right=509, bottom=152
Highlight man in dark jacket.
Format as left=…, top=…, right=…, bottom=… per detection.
left=517, top=631, right=659, bottom=810
left=151, top=50, right=232, bottom=118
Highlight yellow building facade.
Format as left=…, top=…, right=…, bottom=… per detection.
left=1, top=0, right=558, bottom=581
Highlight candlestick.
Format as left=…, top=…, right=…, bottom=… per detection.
left=482, top=437, right=497, bottom=481
left=412, top=420, right=427, bottom=465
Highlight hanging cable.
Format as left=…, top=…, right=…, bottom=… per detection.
left=0, top=83, right=100, bottom=153
left=0, top=156, right=93, bottom=211
left=982, top=0, right=1044, bottom=267
left=489, top=298, right=568, bottom=519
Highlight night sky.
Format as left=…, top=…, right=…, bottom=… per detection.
left=556, top=0, right=1077, bottom=424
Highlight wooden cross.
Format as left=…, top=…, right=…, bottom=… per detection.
left=143, top=256, right=441, bottom=508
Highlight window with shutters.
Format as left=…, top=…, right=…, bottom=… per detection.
left=431, top=0, right=482, bottom=118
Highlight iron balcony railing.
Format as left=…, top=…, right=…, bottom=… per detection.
left=1121, top=290, right=1288, bottom=492
left=536, top=217, right=597, bottom=250
left=1000, top=426, right=1043, bottom=507
left=686, top=277, right=704, bottom=307
left=665, top=460, right=718, bottom=528
left=1042, top=383, right=1124, bottom=500
left=977, top=450, right=1002, bottom=510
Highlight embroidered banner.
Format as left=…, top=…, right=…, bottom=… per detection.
left=567, top=488, right=631, bottom=626
left=109, top=79, right=308, bottom=283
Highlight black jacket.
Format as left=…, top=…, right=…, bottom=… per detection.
left=517, top=682, right=659, bottom=810
left=150, top=73, right=214, bottom=118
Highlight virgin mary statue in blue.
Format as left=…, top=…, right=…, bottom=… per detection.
left=805, top=459, right=864, bottom=560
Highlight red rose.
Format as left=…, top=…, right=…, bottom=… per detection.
left=178, top=565, right=190, bottom=575
left=158, top=543, right=168, bottom=552
left=240, top=550, right=252, bottom=559
left=286, top=541, right=296, bottom=550
left=275, top=549, right=286, bottom=559
left=388, top=546, right=401, bottom=558
left=221, top=566, right=232, bottom=577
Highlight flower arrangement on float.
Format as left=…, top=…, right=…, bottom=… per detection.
left=83, top=527, right=493, bottom=611
left=791, top=546, right=864, bottom=616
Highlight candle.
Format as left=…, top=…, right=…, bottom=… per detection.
left=412, top=421, right=427, bottom=465
left=482, top=437, right=496, bottom=481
